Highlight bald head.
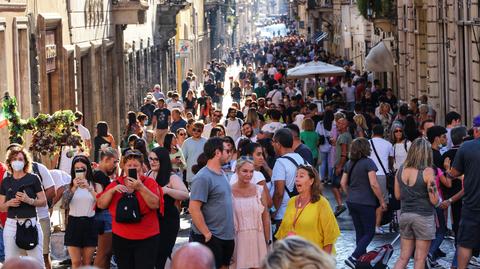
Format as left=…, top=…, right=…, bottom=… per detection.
left=171, top=242, right=215, bottom=269
left=2, top=257, right=42, bottom=269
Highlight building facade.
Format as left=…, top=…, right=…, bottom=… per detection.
left=397, top=0, right=480, bottom=124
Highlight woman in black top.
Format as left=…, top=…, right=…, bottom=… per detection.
left=148, top=147, right=188, bottom=269
left=94, top=121, right=116, bottom=163
left=0, top=145, right=47, bottom=264
left=184, top=90, right=197, bottom=116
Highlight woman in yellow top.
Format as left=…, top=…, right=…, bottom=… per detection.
left=275, top=164, right=340, bottom=254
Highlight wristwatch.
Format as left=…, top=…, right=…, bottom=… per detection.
left=448, top=198, right=453, bottom=203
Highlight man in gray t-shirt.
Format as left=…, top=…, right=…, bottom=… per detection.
left=189, top=137, right=235, bottom=269
left=182, top=122, right=207, bottom=183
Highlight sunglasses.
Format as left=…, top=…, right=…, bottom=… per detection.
left=124, top=150, right=143, bottom=158
left=213, top=114, right=222, bottom=118
left=193, top=128, right=202, bottom=133
left=394, top=129, right=403, bottom=133
left=148, top=157, right=159, bottom=162
left=178, top=132, right=186, bottom=136
left=224, top=149, right=232, bottom=154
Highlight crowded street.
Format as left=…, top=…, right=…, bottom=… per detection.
left=1, top=0, right=480, bottom=269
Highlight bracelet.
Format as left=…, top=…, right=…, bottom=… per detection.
left=29, top=198, right=35, bottom=206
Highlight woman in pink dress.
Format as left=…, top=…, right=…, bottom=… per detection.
left=230, top=157, right=270, bottom=269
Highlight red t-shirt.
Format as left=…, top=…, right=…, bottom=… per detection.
left=102, top=175, right=162, bottom=240
left=0, top=163, right=7, bottom=226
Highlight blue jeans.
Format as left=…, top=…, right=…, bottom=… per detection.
left=319, top=151, right=331, bottom=181
left=0, top=227, right=4, bottom=262
left=429, top=207, right=446, bottom=256
left=347, top=202, right=377, bottom=259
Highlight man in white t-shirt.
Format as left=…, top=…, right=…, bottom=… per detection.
left=235, top=122, right=257, bottom=148
left=49, top=169, right=71, bottom=234
left=342, top=78, right=356, bottom=111
left=202, top=110, right=222, bottom=138
left=32, top=162, right=55, bottom=269
left=262, top=109, right=284, bottom=134
left=271, top=128, right=306, bottom=228
left=266, top=86, right=283, bottom=107
left=369, top=125, right=393, bottom=234
left=224, top=107, right=243, bottom=142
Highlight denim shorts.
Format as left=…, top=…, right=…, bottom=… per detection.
left=330, top=167, right=342, bottom=188
left=94, top=210, right=112, bottom=234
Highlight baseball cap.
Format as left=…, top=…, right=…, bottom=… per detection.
left=473, top=114, right=480, bottom=127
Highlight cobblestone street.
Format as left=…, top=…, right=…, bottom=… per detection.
left=170, top=186, right=468, bottom=269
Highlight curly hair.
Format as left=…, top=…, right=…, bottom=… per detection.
left=5, top=146, right=32, bottom=174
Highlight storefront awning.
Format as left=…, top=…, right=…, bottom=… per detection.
left=365, top=41, right=394, bottom=72
left=312, top=32, right=328, bottom=43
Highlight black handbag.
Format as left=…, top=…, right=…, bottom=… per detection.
left=15, top=219, right=38, bottom=250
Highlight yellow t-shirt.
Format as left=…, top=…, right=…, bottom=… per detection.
left=275, top=196, right=340, bottom=252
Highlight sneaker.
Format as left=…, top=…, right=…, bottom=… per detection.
left=375, top=226, right=386, bottom=234
left=345, top=256, right=357, bottom=269
left=334, top=205, right=347, bottom=217
left=469, top=256, right=480, bottom=267
left=426, top=255, right=445, bottom=269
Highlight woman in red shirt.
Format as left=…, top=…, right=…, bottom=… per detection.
left=97, top=150, right=161, bottom=269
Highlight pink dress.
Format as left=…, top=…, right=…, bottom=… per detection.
left=230, top=185, right=267, bottom=269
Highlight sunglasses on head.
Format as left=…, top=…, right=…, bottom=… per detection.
left=124, top=150, right=143, bottom=158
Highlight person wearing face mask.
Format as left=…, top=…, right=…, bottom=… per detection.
left=97, top=150, right=161, bottom=269
left=0, top=146, right=47, bottom=266
left=93, top=147, right=119, bottom=269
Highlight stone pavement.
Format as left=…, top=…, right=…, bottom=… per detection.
left=50, top=186, right=475, bottom=269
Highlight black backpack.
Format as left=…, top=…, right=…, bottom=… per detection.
left=279, top=156, right=306, bottom=197
left=115, top=181, right=142, bottom=223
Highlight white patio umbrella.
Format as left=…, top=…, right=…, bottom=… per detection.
left=287, top=61, right=346, bottom=78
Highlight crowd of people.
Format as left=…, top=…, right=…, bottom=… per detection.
left=0, top=29, right=478, bottom=269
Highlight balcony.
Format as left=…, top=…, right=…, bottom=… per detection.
left=157, top=0, right=190, bottom=12
left=307, top=0, right=333, bottom=11
left=112, top=0, right=149, bottom=24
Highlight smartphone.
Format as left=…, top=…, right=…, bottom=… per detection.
left=128, top=168, right=137, bottom=180
left=75, top=169, right=85, bottom=179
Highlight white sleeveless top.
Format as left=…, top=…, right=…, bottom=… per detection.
left=69, top=187, right=96, bottom=217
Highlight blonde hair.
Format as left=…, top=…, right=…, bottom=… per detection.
left=246, top=108, right=259, bottom=126
left=403, top=137, right=432, bottom=170
left=302, top=118, right=315, bottom=131
left=262, top=236, right=335, bottom=269
left=353, top=114, right=368, bottom=130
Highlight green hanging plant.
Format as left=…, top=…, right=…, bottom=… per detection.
left=2, top=94, right=84, bottom=155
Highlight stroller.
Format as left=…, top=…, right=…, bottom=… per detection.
left=381, top=175, right=400, bottom=233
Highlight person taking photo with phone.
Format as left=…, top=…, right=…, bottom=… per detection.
left=61, top=155, right=102, bottom=268
left=97, top=150, right=161, bottom=269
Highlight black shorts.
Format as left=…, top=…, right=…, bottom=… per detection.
left=65, top=216, right=98, bottom=247
left=457, top=207, right=480, bottom=249
left=191, top=233, right=234, bottom=268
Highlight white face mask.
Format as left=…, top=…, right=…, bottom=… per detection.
left=11, top=160, right=25, bottom=172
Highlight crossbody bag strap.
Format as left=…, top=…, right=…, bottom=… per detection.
left=370, top=140, right=388, bottom=175
left=347, top=158, right=361, bottom=186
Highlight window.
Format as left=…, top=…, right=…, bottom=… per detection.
left=458, top=0, right=464, bottom=21
left=403, top=5, right=407, bottom=30
left=414, top=7, right=418, bottom=32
